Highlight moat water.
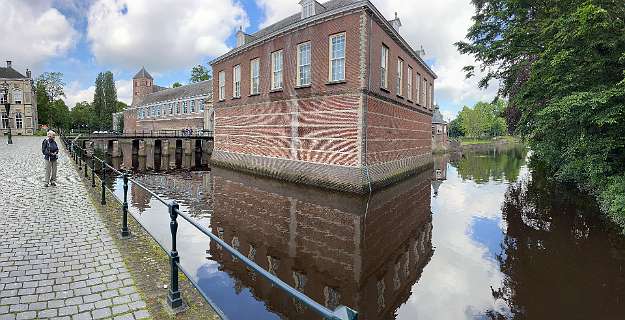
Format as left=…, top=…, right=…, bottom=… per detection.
left=105, top=145, right=625, bottom=320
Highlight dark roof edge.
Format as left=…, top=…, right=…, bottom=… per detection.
left=209, top=0, right=437, bottom=79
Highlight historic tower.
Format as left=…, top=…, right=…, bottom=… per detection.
left=132, top=67, right=154, bottom=105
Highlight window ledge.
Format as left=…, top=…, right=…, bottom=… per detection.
left=380, top=87, right=390, bottom=93
left=407, top=99, right=414, bottom=103
left=326, top=80, right=346, bottom=85
left=295, top=84, right=311, bottom=89
left=396, top=95, right=404, bottom=99
left=248, top=93, right=260, bottom=97
left=231, top=97, right=241, bottom=100
left=269, top=88, right=283, bottom=93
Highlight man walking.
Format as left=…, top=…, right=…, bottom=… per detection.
left=42, top=130, right=59, bottom=187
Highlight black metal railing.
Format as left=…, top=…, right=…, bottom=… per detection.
left=59, top=135, right=357, bottom=320
left=63, top=129, right=213, bottom=139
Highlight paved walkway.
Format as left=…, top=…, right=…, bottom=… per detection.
left=0, top=137, right=150, bottom=320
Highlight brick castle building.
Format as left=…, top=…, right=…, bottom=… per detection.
left=122, top=67, right=212, bottom=133
left=210, top=0, right=436, bottom=193
left=1, top=61, right=38, bottom=136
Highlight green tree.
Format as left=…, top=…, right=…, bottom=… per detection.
left=448, top=117, right=465, bottom=138
left=189, top=64, right=211, bottom=83
left=35, top=72, right=66, bottom=126
left=172, top=82, right=182, bottom=88
left=70, top=101, right=95, bottom=130
left=116, top=101, right=128, bottom=112
left=93, top=71, right=118, bottom=130
left=457, top=0, right=625, bottom=230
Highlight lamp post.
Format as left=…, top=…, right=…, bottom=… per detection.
left=1, top=81, right=13, bottom=144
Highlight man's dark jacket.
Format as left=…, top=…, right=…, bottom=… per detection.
left=42, top=139, right=59, bottom=161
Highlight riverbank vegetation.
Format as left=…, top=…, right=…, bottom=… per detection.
left=457, top=0, right=625, bottom=230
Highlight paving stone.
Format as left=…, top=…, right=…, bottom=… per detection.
left=0, top=138, right=150, bottom=320
left=133, top=309, right=150, bottom=319
left=113, top=313, right=135, bottom=320
left=92, top=307, right=112, bottom=319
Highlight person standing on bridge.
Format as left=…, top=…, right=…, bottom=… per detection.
left=42, top=130, right=59, bottom=187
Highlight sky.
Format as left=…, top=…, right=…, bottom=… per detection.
left=0, top=0, right=498, bottom=120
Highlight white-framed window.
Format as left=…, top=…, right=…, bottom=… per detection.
left=381, top=45, right=388, bottom=89
left=271, top=50, right=283, bottom=90
left=15, top=112, right=23, bottom=129
left=0, top=93, right=6, bottom=104
left=297, top=42, right=311, bottom=86
left=429, top=83, right=433, bottom=109
left=407, top=66, right=413, bottom=100
left=183, top=101, right=188, bottom=113
left=13, top=89, right=22, bottom=104
left=176, top=101, right=181, bottom=114
left=416, top=73, right=422, bottom=104
left=157, top=105, right=161, bottom=116
left=250, top=58, right=260, bottom=95
left=329, top=33, right=345, bottom=82
left=302, top=1, right=315, bottom=18
left=169, top=103, right=173, bottom=114
left=396, top=58, right=403, bottom=96
left=199, top=99, right=205, bottom=111
left=423, top=79, right=428, bottom=108
left=233, top=65, right=241, bottom=98
left=1, top=112, right=8, bottom=129
left=218, top=71, right=225, bottom=101
left=190, top=100, right=195, bottom=112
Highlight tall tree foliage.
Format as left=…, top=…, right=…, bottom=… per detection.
left=457, top=0, right=625, bottom=230
left=93, top=71, right=118, bottom=130
left=35, top=72, right=66, bottom=127
left=189, top=64, right=211, bottom=83
left=456, top=100, right=507, bottom=138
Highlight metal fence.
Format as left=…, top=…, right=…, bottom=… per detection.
left=59, top=135, right=357, bottom=320
left=63, top=129, right=213, bottom=139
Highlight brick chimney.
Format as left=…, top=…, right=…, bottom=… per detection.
left=6, top=61, right=12, bottom=68
left=26, top=68, right=31, bottom=78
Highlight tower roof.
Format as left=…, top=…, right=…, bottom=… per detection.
left=432, top=105, right=445, bottom=124
left=133, top=67, right=153, bottom=80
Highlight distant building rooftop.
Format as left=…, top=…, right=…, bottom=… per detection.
left=134, top=80, right=212, bottom=107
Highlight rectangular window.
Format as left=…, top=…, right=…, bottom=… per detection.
left=176, top=101, right=181, bottom=114
left=157, top=105, right=161, bottom=116
left=183, top=101, right=188, bottom=113
left=218, top=71, right=225, bottom=101
left=380, top=45, right=388, bottom=89
left=233, top=65, right=241, bottom=98
left=250, top=58, right=260, bottom=94
left=190, top=100, right=195, bottom=112
left=0, top=94, right=6, bottom=104
left=297, top=42, right=311, bottom=86
left=15, top=113, right=22, bottom=129
left=429, top=83, right=433, bottom=109
left=396, top=58, right=403, bottom=96
left=271, top=50, right=283, bottom=90
left=169, top=103, right=173, bottom=114
left=199, top=99, right=205, bottom=111
left=13, top=90, right=22, bottom=104
left=302, top=2, right=314, bottom=18
left=407, top=66, right=413, bottom=100
left=329, top=33, right=345, bottom=82
left=416, top=73, right=422, bottom=104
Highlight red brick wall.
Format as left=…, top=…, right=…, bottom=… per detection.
left=215, top=95, right=360, bottom=166
left=365, top=96, right=431, bottom=165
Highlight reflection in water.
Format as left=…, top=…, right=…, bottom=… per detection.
left=105, top=143, right=625, bottom=319
left=452, top=145, right=527, bottom=183
left=494, top=166, right=625, bottom=319
left=208, top=167, right=433, bottom=320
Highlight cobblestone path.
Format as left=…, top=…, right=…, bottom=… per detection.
left=0, top=137, right=150, bottom=320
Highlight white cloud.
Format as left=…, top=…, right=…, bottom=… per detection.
left=0, top=1, right=77, bottom=72
left=256, top=0, right=300, bottom=28
left=64, top=79, right=133, bottom=109
left=87, top=0, right=248, bottom=72
left=64, top=82, right=95, bottom=109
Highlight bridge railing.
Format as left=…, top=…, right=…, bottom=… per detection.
left=64, top=129, right=213, bottom=139
left=59, top=135, right=357, bottom=320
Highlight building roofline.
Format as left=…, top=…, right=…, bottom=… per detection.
left=209, top=0, right=436, bottom=79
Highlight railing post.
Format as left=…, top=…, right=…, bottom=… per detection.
left=167, top=201, right=183, bottom=310
left=91, top=157, right=96, bottom=187
left=84, top=152, right=88, bottom=177
left=121, top=174, right=130, bottom=238
left=101, top=159, right=106, bottom=205
left=78, top=149, right=82, bottom=170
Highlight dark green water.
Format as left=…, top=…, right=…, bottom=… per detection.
left=108, top=144, right=625, bottom=319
